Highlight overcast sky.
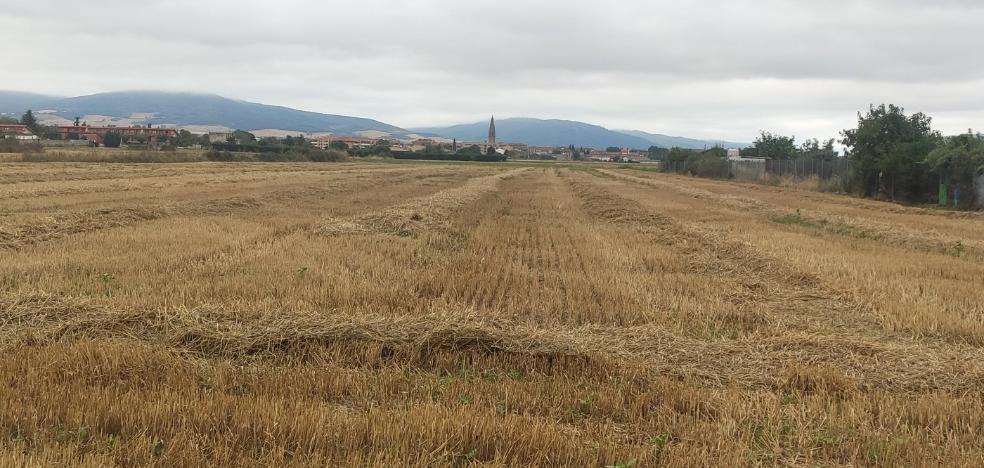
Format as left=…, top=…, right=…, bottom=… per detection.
left=1, top=0, right=982, bottom=142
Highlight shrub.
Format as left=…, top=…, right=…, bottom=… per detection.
left=394, top=152, right=507, bottom=162
left=256, top=151, right=309, bottom=162
left=205, top=150, right=237, bottom=161
left=687, top=154, right=729, bottom=178
left=0, top=138, right=42, bottom=154
left=22, top=151, right=203, bottom=163
left=309, top=149, right=347, bottom=162
left=103, top=132, right=122, bottom=148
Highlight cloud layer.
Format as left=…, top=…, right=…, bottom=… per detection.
left=2, top=0, right=982, bottom=141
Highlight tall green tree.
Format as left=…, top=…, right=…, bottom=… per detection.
left=925, top=132, right=984, bottom=207
left=665, top=147, right=697, bottom=164
left=371, top=140, right=391, bottom=155
left=841, top=104, right=940, bottom=200
left=458, top=145, right=482, bottom=156
left=36, top=125, right=61, bottom=140
left=752, top=132, right=797, bottom=160
left=702, top=146, right=727, bottom=158
left=799, top=138, right=837, bottom=160
left=647, top=146, right=669, bottom=160
left=20, top=110, right=39, bottom=133
left=103, top=132, right=122, bottom=148
left=172, top=129, right=200, bottom=147
left=231, top=130, right=257, bottom=145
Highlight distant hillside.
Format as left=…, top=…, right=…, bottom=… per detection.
left=413, top=118, right=655, bottom=149
left=0, top=91, right=408, bottom=136
left=0, top=91, right=61, bottom=115
left=0, top=90, right=753, bottom=148
left=616, top=129, right=750, bottom=150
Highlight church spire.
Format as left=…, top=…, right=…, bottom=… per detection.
left=488, top=115, right=496, bottom=149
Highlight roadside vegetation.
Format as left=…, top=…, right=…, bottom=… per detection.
left=649, top=104, right=984, bottom=209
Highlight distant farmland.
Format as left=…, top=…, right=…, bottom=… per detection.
left=1, top=161, right=983, bottom=466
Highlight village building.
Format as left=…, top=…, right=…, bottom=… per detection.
left=0, top=124, right=38, bottom=141
left=498, top=142, right=528, bottom=156
left=57, top=125, right=177, bottom=145
left=388, top=142, right=412, bottom=153
left=308, top=135, right=332, bottom=150
left=0, top=124, right=30, bottom=135
left=410, top=138, right=438, bottom=152
left=208, top=132, right=234, bottom=144
left=333, top=136, right=377, bottom=148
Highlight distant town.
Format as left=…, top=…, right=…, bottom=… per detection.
left=2, top=106, right=981, bottom=209
left=0, top=113, right=688, bottom=164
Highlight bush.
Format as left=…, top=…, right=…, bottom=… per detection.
left=103, top=132, right=122, bottom=148
left=0, top=138, right=43, bottom=154
left=394, top=152, right=507, bottom=162
left=205, top=150, right=237, bottom=161
left=256, top=151, right=309, bottom=162
left=474, top=153, right=508, bottom=162
left=22, top=151, right=204, bottom=163
left=208, top=143, right=346, bottom=163
left=309, top=149, right=347, bottom=162
left=115, top=152, right=202, bottom=163
left=817, top=175, right=849, bottom=193
left=688, top=155, right=729, bottom=178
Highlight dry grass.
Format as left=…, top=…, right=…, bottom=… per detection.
left=15, top=148, right=207, bottom=163
left=319, top=169, right=526, bottom=236
left=603, top=169, right=984, bottom=259
left=2, top=161, right=984, bottom=466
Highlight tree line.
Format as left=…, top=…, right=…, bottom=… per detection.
left=647, top=104, right=983, bottom=208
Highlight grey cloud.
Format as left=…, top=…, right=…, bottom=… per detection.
left=1, top=0, right=982, bottom=141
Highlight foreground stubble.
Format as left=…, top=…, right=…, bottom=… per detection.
left=2, top=162, right=983, bottom=466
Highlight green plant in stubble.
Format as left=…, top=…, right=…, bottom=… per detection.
left=570, top=396, right=593, bottom=417
left=98, top=273, right=115, bottom=297
left=448, top=448, right=477, bottom=468
left=606, top=459, right=637, bottom=468
left=649, top=433, right=674, bottom=458
left=150, top=437, right=165, bottom=457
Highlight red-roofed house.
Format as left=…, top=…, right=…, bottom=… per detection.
left=0, top=124, right=38, bottom=141
left=0, top=124, right=32, bottom=135
left=57, top=125, right=177, bottom=145
left=332, top=136, right=377, bottom=148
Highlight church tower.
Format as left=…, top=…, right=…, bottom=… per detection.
left=488, top=116, right=496, bottom=149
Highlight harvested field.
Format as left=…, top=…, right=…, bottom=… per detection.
left=2, top=161, right=984, bottom=466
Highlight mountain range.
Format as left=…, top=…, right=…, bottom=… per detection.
left=413, top=118, right=654, bottom=149
left=0, top=90, right=748, bottom=150
left=0, top=91, right=409, bottom=137
left=615, top=129, right=749, bottom=150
